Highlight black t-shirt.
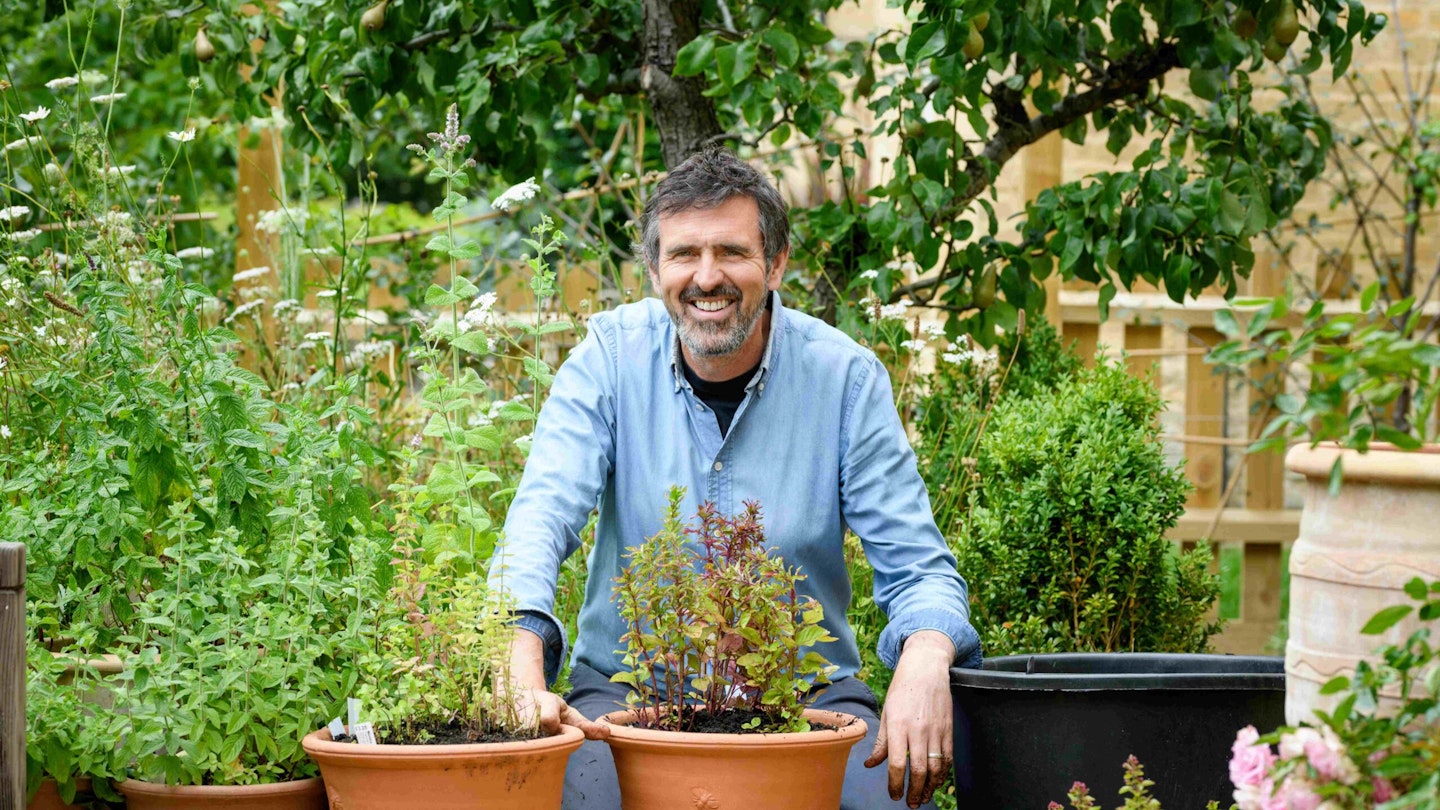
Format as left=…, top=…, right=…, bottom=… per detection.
left=681, top=356, right=760, bottom=438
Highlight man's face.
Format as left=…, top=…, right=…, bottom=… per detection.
left=650, top=195, right=785, bottom=359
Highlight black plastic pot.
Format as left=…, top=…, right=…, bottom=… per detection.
left=950, top=653, right=1285, bottom=810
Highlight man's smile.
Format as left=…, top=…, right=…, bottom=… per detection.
left=689, top=297, right=735, bottom=315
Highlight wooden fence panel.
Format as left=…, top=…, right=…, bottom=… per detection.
left=1, top=544, right=24, bottom=810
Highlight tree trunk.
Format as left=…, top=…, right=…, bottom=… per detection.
left=641, top=0, right=723, bottom=169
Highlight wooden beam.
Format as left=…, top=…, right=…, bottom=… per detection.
left=1168, top=508, right=1301, bottom=543
left=0, top=543, right=24, bottom=810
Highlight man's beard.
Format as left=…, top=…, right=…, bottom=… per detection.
left=667, top=282, right=767, bottom=358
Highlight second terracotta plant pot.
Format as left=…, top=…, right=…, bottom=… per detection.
left=302, top=725, right=583, bottom=810
left=600, top=708, right=867, bottom=810
left=115, top=776, right=327, bottom=810
left=27, top=778, right=92, bottom=810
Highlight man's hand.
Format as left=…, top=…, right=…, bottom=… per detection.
left=507, top=629, right=609, bottom=741
left=863, top=630, right=955, bottom=809
left=511, top=686, right=610, bottom=741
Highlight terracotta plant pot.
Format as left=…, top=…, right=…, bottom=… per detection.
left=301, top=725, right=583, bottom=810
left=52, top=652, right=125, bottom=710
left=115, top=776, right=328, bottom=810
left=1284, top=443, right=1440, bottom=724
left=600, top=708, right=866, bottom=810
left=27, top=777, right=91, bottom=810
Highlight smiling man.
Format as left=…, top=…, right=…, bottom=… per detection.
left=494, top=148, right=981, bottom=810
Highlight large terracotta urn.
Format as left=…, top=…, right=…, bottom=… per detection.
left=1284, top=443, right=1440, bottom=724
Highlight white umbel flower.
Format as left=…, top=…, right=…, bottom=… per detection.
left=175, top=246, right=214, bottom=259
left=224, top=299, right=265, bottom=324
left=0, top=425, right=11, bottom=439
left=45, top=76, right=80, bottom=91
left=104, top=165, right=137, bottom=178
left=232, top=266, right=271, bottom=283
left=4, top=136, right=40, bottom=152
left=167, top=128, right=196, bottom=143
left=90, top=92, right=127, bottom=104
left=0, top=206, right=31, bottom=222
left=20, top=107, right=50, bottom=122
left=492, top=177, right=540, bottom=212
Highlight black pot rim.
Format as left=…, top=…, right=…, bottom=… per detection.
left=950, top=652, right=1285, bottom=692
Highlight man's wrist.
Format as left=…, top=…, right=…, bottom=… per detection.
left=901, top=629, right=957, bottom=667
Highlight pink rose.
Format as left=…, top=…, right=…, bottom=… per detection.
left=1276, top=777, right=1320, bottom=810
left=1231, top=726, right=1278, bottom=789
left=1279, top=726, right=1359, bottom=785
left=1234, top=780, right=1286, bottom=810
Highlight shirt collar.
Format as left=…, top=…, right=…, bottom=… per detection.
left=670, top=290, right=783, bottom=395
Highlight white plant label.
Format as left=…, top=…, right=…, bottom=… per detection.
left=347, top=697, right=361, bottom=731
left=328, top=717, right=346, bottom=739
left=352, top=722, right=378, bottom=746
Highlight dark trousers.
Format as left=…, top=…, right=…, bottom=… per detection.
left=562, top=663, right=940, bottom=810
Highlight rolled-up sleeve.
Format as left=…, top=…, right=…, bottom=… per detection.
left=838, top=355, right=983, bottom=671
left=490, top=319, right=617, bottom=684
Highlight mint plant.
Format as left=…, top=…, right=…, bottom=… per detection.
left=613, top=488, right=839, bottom=734
left=343, top=106, right=572, bottom=744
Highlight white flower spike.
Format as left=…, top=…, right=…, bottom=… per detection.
left=492, top=177, right=540, bottom=212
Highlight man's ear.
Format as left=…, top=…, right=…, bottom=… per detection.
left=766, top=247, right=790, bottom=291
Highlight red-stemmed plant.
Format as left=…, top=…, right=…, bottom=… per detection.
left=611, top=487, right=838, bottom=733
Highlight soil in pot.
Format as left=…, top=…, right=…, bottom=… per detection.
left=302, top=724, right=583, bottom=810
left=329, top=718, right=545, bottom=746
left=600, top=707, right=866, bottom=810
left=115, top=775, right=327, bottom=810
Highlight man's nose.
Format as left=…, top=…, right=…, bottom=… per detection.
left=693, top=250, right=726, bottom=290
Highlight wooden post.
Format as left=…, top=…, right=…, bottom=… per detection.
left=1, top=544, right=24, bottom=810
left=1024, top=132, right=1064, bottom=331
left=1185, top=326, right=1227, bottom=508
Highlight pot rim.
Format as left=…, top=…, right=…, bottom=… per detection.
left=301, top=723, right=583, bottom=759
left=1286, top=441, right=1440, bottom=486
left=599, top=707, right=866, bottom=749
left=950, top=653, right=1286, bottom=692
left=114, top=776, right=324, bottom=797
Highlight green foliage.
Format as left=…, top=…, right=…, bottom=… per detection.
left=1209, top=57, right=1440, bottom=454
left=119, top=497, right=384, bottom=785
left=24, top=645, right=126, bottom=805
left=34, top=0, right=1378, bottom=342
left=348, top=110, right=573, bottom=742
left=613, top=488, right=839, bottom=734
left=1212, top=282, right=1440, bottom=456
left=956, top=361, right=1221, bottom=656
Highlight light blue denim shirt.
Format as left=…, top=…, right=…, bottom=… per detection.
left=496, top=292, right=982, bottom=685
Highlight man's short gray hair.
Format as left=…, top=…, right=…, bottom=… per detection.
left=638, top=148, right=790, bottom=271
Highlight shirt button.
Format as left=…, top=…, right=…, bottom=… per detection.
left=713, top=461, right=724, bottom=472
left=758, top=383, right=765, bottom=391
